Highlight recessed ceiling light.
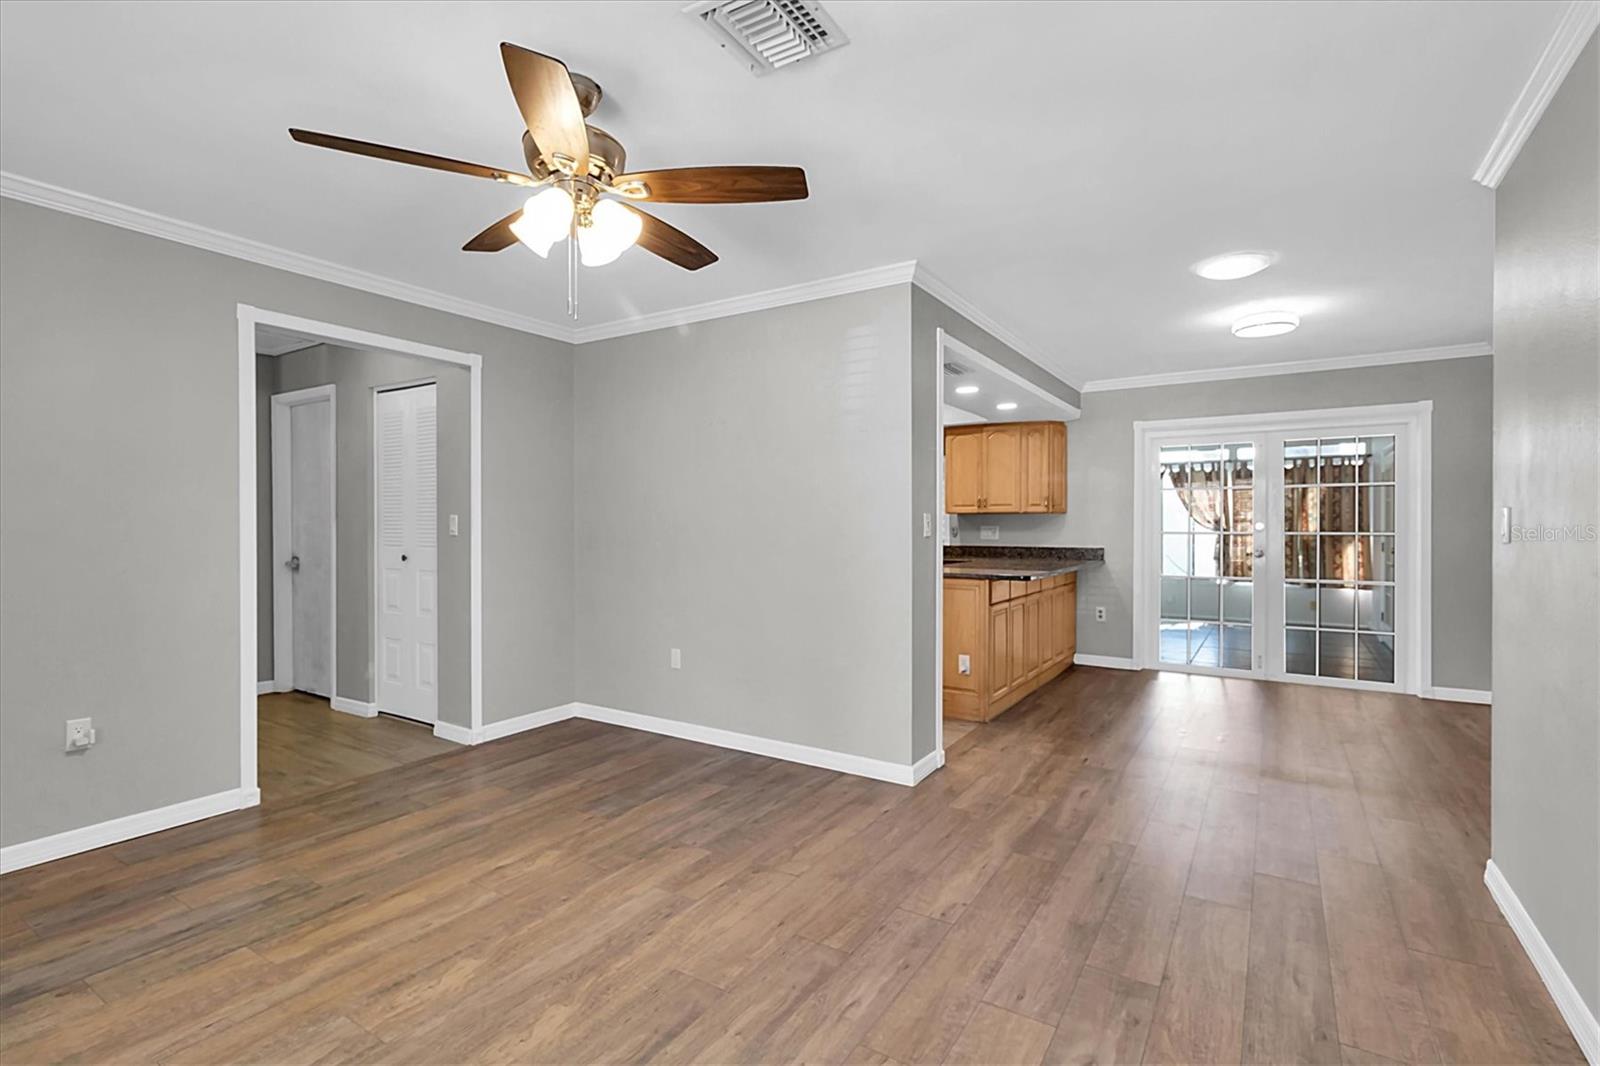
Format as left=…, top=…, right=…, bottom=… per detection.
left=1194, top=251, right=1274, bottom=281
left=996, top=402, right=1019, bottom=411
left=954, top=384, right=980, bottom=395
left=1231, top=310, right=1300, bottom=338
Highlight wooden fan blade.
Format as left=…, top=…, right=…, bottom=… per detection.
left=500, top=43, right=589, bottom=177
left=624, top=204, right=718, bottom=270
left=610, top=166, right=808, bottom=204
left=462, top=210, right=523, bottom=252
left=288, top=129, right=535, bottom=186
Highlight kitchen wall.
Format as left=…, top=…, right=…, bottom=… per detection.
left=965, top=355, right=1494, bottom=691
left=1490, top=34, right=1598, bottom=1023
left=912, top=287, right=1081, bottom=761
left=0, top=198, right=574, bottom=848
left=575, top=287, right=919, bottom=766
left=257, top=345, right=471, bottom=724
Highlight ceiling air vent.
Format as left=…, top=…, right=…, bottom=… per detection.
left=943, top=362, right=970, bottom=377
left=685, top=0, right=849, bottom=76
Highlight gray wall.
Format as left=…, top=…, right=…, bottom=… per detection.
left=1491, top=36, right=1599, bottom=1019
left=965, top=357, right=1495, bottom=692
left=257, top=345, right=471, bottom=725
left=574, top=287, right=918, bottom=765
left=912, top=286, right=1081, bottom=760
left=0, top=198, right=575, bottom=848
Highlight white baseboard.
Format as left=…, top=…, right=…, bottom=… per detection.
left=436, top=700, right=932, bottom=787
left=1484, top=859, right=1598, bottom=1065
left=1422, top=686, right=1492, bottom=705
left=1075, top=653, right=1140, bottom=670
left=478, top=703, right=580, bottom=743
left=575, top=703, right=929, bottom=786
left=0, top=787, right=259, bottom=875
left=431, top=720, right=478, bottom=746
left=330, top=696, right=377, bottom=718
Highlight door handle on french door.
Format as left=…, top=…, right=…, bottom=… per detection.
left=1253, top=548, right=1265, bottom=558
left=286, top=554, right=300, bottom=571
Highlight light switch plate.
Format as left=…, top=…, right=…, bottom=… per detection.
left=921, top=513, right=932, bottom=538
left=449, top=514, right=460, bottom=536
left=670, top=648, right=682, bottom=670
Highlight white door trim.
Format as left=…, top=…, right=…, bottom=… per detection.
left=238, top=305, right=483, bottom=802
left=933, top=329, right=946, bottom=762
left=269, top=384, right=336, bottom=697
left=1131, top=401, right=1433, bottom=695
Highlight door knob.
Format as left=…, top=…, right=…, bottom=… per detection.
left=401, top=554, right=408, bottom=562
left=1253, top=548, right=1265, bottom=558
left=286, top=554, right=300, bottom=571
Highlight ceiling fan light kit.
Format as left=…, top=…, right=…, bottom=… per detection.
left=289, top=41, right=809, bottom=319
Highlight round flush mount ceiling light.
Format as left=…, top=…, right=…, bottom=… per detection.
left=1231, top=310, right=1301, bottom=338
left=1194, top=251, right=1275, bottom=281
left=996, top=401, right=1019, bottom=411
left=954, top=384, right=980, bottom=395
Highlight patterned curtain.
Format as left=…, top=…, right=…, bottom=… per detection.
left=1169, top=463, right=1253, bottom=577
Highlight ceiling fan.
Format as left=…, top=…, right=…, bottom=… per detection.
left=290, top=43, right=809, bottom=317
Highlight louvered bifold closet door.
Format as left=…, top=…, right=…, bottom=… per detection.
left=374, top=384, right=440, bottom=723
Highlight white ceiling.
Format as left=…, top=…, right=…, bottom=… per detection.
left=0, top=1, right=1565, bottom=386
left=943, top=355, right=1076, bottom=424
left=255, top=323, right=323, bottom=357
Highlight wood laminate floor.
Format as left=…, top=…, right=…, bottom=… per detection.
left=257, top=692, right=455, bottom=803
left=1, top=669, right=1583, bottom=1064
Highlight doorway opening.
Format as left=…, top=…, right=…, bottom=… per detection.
left=241, top=307, right=483, bottom=807
left=932, top=328, right=1082, bottom=764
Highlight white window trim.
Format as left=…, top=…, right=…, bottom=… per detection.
left=1131, top=401, right=1433, bottom=695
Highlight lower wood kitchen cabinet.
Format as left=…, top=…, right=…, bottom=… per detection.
left=943, top=572, right=1077, bottom=722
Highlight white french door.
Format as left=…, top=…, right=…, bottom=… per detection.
left=1136, top=405, right=1429, bottom=694
left=1153, top=436, right=1268, bottom=677
left=374, top=383, right=439, bottom=724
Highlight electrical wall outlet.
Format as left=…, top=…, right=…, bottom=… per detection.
left=1095, top=606, right=1107, bottom=622
left=980, top=525, right=1000, bottom=541
left=670, top=648, right=682, bottom=670
left=957, top=654, right=971, bottom=675
left=65, top=717, right=96, bottom=751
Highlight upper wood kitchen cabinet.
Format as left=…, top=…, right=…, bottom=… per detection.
left=945, top=421, right=1066, bottom=514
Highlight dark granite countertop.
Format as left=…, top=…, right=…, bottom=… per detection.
left=942, top=546, right=1104, bottom=581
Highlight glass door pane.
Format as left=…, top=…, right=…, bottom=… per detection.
left=1158, top=441, right=1255, bottom=671
left=1280, top=434, right=1397, bottom=683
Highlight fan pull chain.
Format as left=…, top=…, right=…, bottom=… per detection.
left=566, top=208, right=579, bottom=319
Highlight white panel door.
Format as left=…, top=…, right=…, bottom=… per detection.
left=374, top=384, right=439, bottom=723
left=289, top=400, right=333, bottom=698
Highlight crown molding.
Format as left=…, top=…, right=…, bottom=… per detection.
left=569, top=260, right=918, bottom=343
left=1080, top=341, right=1492, bottom=393
left=909, top=264, right=1076, bottom=388
left=0, top=171, right=579, bottom=343
left=1473, top=0, right=1599, bottom=189
left=0, top=170, right=1058, bottom=376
